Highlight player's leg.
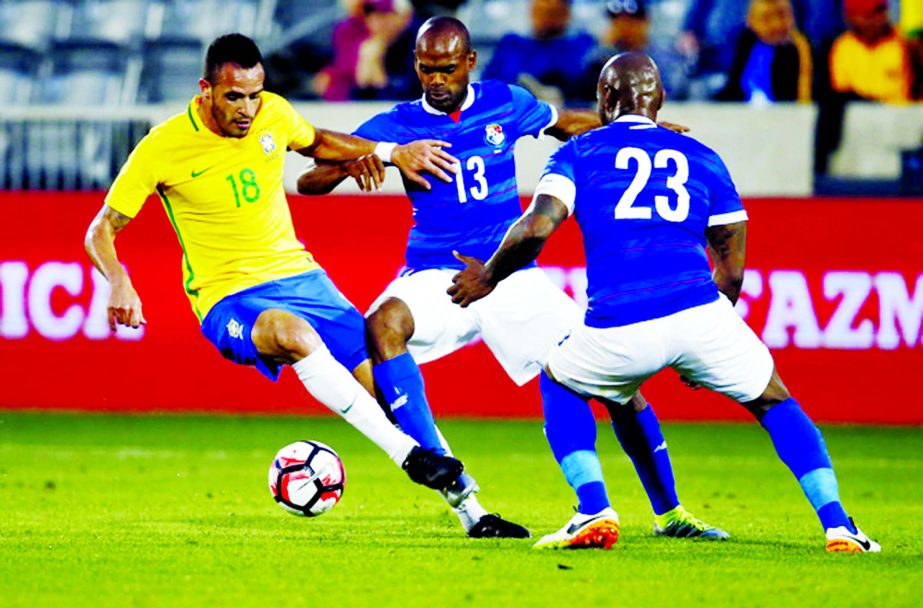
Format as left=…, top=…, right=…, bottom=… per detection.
left=476, top=268, right=723, bottom=538
left=744, top=372, right=879, bottom=553
left=367, top=271, right=527, bottom=537
left=530, top=319, right=665, bottom=549
left=673, top=295, right=878, bottom=552
left=250, top=308, right=461, bottom=489
left=366, top=295, right=444, bottom=453
left=606, top=392, right=728, bottom=539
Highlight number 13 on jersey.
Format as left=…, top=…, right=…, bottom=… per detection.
left=614, top=147, right=690, bottom=222
left=454, top=155, right=488, bottom=203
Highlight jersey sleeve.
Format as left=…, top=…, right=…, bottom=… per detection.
left=533, top=138, right=578, bottom=215
left=508, top=84, right=557, bottom=139
left=104, top=133, right=161, bottom=218
left=352, top=112, right=396, bottom=142
left=278, top=96, right=316, bottom=150
left=703, top=150, right=747, bottom=226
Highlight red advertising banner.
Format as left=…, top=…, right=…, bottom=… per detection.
left=1, top=192, right=921, bottom=424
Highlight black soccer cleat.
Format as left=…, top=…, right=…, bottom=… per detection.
left=402, top=446, right=464, bottom=491
left=467, top=514, right=532, bottom=539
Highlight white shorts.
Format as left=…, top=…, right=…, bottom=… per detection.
left=547, top=294, right=775, bottom=404
left=369, top=267, right=582, bottom=385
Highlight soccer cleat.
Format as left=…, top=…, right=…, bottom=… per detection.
left=441, top=472, right=480, bottom=508
left=653, top=505, right=729, bottom=540
left=402, top=446, right=464, bottom=491
left=825, top=520, right=881, bottom=553
left=467, top=513, right=532, bottom=539
left=532, top=508, right=620, bottom=550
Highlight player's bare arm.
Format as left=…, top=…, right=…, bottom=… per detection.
left=545, top=110, right=689, bottom=141
left=705, top=220, right=747, bottom=304
left=448, top=194, right=568, bottom=307
left=296, top=128, right=459, bottom=191
left=297, top=155, right=387, bottom=195
left=84, top=205, right=147, bottom=330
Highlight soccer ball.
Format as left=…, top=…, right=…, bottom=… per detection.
left=268, top=440, right=346, bottom=517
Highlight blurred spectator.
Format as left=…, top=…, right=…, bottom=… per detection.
left=677, top=0, right=749, bottom=97
left=829, top=0, right=914, bottom=103
left=313, top=0, right=419, bottom=101
left=581, top=0, right=689, bottom=100
left=717, top=0, right=812, bottom=104
left=481, top=0, right=597, bottom=106
left=903, top=0, right=923, bottom=99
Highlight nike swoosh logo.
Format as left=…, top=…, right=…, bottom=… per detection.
left=338, top=402, right=354, bottom=415
left=191, top=167, right=213, bottom=178
left=566, top=513, right=610, bottom=535
left=843, top=534, right=872, bottom=551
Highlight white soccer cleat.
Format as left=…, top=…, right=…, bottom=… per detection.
left=533, top=508, right=620, bottom=550
left=825, top=521, right=881, bottom=553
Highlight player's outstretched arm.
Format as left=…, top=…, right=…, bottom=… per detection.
left=448, top=194, right=568, bottom=307
left=84, top=205, right=147, bottom=330
left=544, top=110, right=690, bottom=142
left=296, top=129, right=458, bottom=191
left=706, top=220, right=747, bottom=304
left=545, top=109, right=601, bottom=141
left=297, top=156, right=386, bottom=195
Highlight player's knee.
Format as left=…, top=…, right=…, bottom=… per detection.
left=366, top=298, right=414, bottom=347
left=253, top=310, right=323, bottom=362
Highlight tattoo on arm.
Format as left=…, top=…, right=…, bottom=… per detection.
left=104, top=207, right=133, bottom=233
left=706, top=221, right=747, bottom=304
left=485, top=195, right=568, bottom=284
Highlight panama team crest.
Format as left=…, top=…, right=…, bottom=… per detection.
left=226, top=319, right=244, bottom=340
left=260, top=132, right=276, bottom=155
left=484, top=123, right=505, bottom=146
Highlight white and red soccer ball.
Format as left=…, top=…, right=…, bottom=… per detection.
left=268, top=440, right=346, bottom=517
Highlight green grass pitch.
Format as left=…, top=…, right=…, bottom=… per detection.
left=1, top=412, right=921, bottom=607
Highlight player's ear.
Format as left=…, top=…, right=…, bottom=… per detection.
left=198, top=78, right=212, bottom=98
left=468, top=49, right=477, bottom=70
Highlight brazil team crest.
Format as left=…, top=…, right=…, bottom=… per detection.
left=484, top=123, right=505, bottom=146
left=259, top=132, right=276, bottom=155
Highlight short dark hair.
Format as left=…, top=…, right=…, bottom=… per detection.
left=204, top=33, right=263, bottom=83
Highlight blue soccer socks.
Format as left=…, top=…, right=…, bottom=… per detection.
left=760, top=398, right=855, bottom=533
left=372, top=353, right=445, bottom=455
left=541, top=372, right=611, bottom=514
left=609, top=403, right=680, bottom=516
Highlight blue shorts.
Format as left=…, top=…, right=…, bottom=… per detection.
left=201, top=270, right=368, bottom=381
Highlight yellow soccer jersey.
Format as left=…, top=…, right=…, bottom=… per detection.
left=105, top=91, right=322, bottom=322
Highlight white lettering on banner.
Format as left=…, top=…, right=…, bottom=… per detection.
left=0, top=260, right=143, bottom=341
left=822, top=272, right=874, bottom=349
left=0, top=261, right=29, bottom=338
left=875, top=272, right=923, bottom=349
left=542, top=265, right=922, bottom=350
left=760, top=270, right=823, bottom=348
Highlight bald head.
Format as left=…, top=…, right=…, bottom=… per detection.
left=414, top=17, right=477, bottom=113
left=416, top=16, right=471, bottom=55
left=597, top=52, right=664, bottom=125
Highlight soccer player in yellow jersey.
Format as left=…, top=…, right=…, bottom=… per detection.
left=84, top=33, right=465, bottom=494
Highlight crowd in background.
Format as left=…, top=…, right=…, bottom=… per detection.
left=297, top=0, right=922, bottom=107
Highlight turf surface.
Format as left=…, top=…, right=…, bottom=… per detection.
left=1, top=412, right=920, bottom=607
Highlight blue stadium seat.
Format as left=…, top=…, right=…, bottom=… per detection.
left=0, top=1, right=60, bottom=54
left=141, top=41, right=204, bottom=102
left=156, top=0, right=262, bottom=43
left=65, top=0, right=151, bottom=48
left=37, top=46, right=137, bottom=105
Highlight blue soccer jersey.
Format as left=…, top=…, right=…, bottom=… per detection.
left=354, top=80, right=556, bottom=271
left=536, top=115, right=747, bottom=328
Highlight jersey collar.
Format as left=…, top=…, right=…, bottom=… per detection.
left=613, top=114, right=656, bottom=126
left=421, top=84, right=476, bottom=116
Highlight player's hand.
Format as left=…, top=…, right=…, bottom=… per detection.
left=390, top=140, right=458, bottom=190
left=679, top=374, right=702, bottom=390
left=107, top=277, right=146, bottom=331
left=344, top=154, right=386, bottom=192
left=658, top=121, right=690, bottom=133
left=447, top=251, right=494, bottom=307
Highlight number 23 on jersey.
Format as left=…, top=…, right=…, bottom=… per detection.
left=614, top=147, right=690, bottom=222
